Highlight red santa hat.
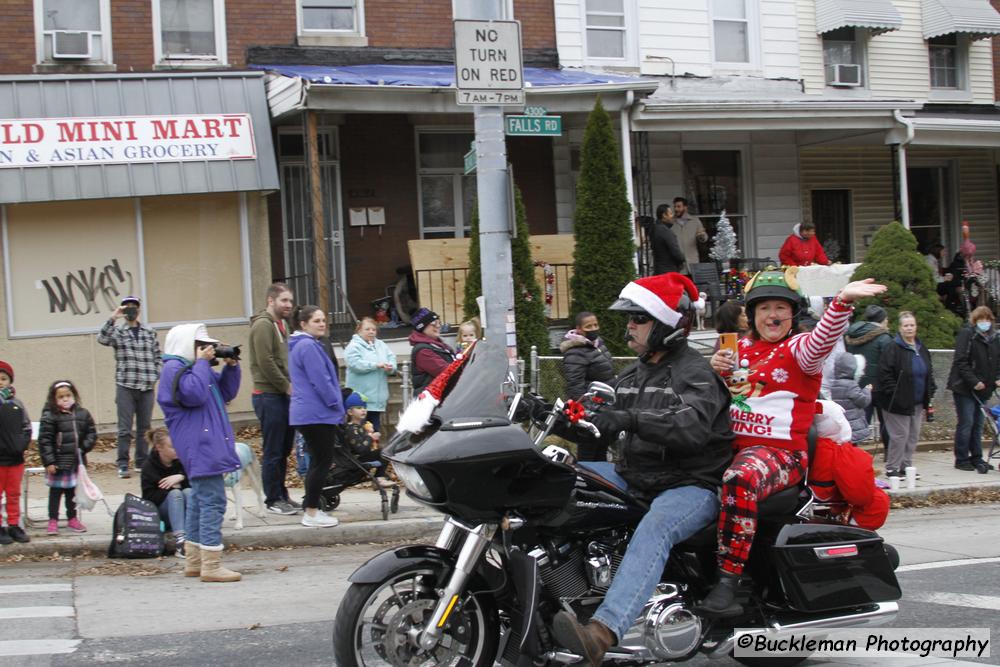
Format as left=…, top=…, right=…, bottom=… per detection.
left=396, top=352, right=471, bottom=434
left=614, top=273, right=705, bottom=326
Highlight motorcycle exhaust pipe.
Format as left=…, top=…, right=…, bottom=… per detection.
left=706, top=601, right=899, bottom=660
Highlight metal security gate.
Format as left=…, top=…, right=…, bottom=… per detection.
left=278, top=127, right=350, bottom=321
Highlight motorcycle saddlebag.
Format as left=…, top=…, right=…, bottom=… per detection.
left=772, top=524, right=901, bottom=613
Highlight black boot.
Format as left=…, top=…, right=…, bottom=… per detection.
left=552, top=611, right=616, bottom=667
left=694, top=572, right=743, bottom=618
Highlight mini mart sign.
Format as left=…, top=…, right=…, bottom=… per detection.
left=0, top=113, right=257, bottom=169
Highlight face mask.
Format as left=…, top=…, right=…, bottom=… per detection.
left=56, top=396, right=75, bottom=411
left=976, top=321, right=992, bottom=333
left=584, top=329, right=601, bottom=341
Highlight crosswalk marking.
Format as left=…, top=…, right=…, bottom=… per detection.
left=0, top=583, right=73, bottom=594
left=0, top=605, right=75, bottom=619
left=0, top=640, right=81, bottom=657
left=912, top=591, right=1000, bottom=611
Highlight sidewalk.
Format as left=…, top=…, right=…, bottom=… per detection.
left=5, top=443, right=999, bottom=558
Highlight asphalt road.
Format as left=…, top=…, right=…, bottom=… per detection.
left=1, top=504, right=999, bottom=666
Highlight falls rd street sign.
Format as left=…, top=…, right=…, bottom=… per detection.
left=505, top=115, right=562, bottom=136
left=454, top=20, right=524, bottom=106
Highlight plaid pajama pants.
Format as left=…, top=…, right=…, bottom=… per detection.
left=717, top=446, right=808, bottom=576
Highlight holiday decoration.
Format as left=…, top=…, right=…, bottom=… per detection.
left=724, top=268, right=751, bottom=299
left=709, top=210, right=740, bottom=264
left=534, top=260, right=556, bottom=316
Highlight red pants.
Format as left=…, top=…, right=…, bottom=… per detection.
left=0, top=464, right=24, bottom=526
left=717, top=446, right=807, bottom=576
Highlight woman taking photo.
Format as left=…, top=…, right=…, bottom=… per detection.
left=345, top=317, right=396, bottom=432
left=877, top=311, right=936, bottom=479
left=289, top=305, right=344, bottom=528
left=948, top=306, right=1000, bottom=474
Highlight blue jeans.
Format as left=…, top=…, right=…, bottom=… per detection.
left=580, top=462, right=719, bottom=641
left=954, top=392, right=986, bottom=466
left=158, top=487, right=193, bottom=537
left=253, top=393, right=295, bottom=506
left=186, top=476, right=226, bottom=548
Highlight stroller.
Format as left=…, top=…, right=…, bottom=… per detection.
left=982, top=392, right=1000, bottom=465
left=319, top=445, right=400, bottom=521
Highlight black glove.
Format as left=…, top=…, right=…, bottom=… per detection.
left=587, top=410, right=632, bottom=437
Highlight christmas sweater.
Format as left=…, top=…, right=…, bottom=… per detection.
left=726, top=299, right=853, bottom=451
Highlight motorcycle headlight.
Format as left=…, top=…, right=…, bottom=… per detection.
left=393, top=462, right=433, bottom=501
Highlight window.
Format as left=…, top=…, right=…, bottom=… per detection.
left=417, top=132, right=477, bottom=239
left=153, top=0, right=227, bottom=65
left=712, top=0, right=750, bottom=63
left=929, top=35, right=965, bottom=90
left=35, top=0, right=112, bottom=65
left=452, top=0, right=510, bottom=20
left=585, top=0, right=626, bottom=60
left=300, top=0, right=360, bottom=32
left=682, top=150, right=746, bottom=250
left=823, top=27, right=865, bottom=87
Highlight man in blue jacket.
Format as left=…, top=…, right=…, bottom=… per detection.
left=158, top=323, right=242, bottom=583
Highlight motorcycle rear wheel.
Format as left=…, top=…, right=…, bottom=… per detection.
left=733, top=655, right=809, bottom=667
left=333, top=564, right=499, bottom=667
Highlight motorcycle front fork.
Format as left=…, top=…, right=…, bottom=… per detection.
left=417, top=517, right=496, bottom=651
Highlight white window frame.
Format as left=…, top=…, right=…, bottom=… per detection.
left=709, top=0, right=761, bottom=70
left=34, top=0, right=113, bottom=66
left=822, top=27, right=869, bottom=89
left=928, top=34, right=971, bottom=101
left=579, top=0, right=637, bottom=67
left=152, top=0, right=228, bottom=67
left=451, top=0, right=513, bottom=20
left=297, top=0, right=366, bottom=43
left=1, top=195, right=252, bottom=338
left=415, top=127, right=477, bottom=240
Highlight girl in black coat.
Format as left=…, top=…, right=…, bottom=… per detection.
left=38, top=380, right=97, bottom=534
left=561, top=312, right=615, bottom=461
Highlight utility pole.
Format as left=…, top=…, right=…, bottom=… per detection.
left=453, top=13, right=524, bottom=369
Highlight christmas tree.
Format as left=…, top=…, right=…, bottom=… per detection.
left=851, top=221, right=960, bottom=348
left=709, top=210, right=740, bottom=263
left=570, top=97, right=637, bottom=355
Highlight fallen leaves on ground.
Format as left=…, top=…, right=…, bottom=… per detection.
left=71, top=559, right=177, bottom=577
left=247, top=622, right=261, bottom=630
left=891, top=487, right=1000, bottom=509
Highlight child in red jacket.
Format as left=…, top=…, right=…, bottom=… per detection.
left=809, top=400, right=889, bottom=530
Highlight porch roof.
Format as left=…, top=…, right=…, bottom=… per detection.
left=815, top=0, right=904, bottom=36
left=921, top=0, right=1000, bottom=40
left=886, top=114, right=1000, bottom=147
left=252, top=64, right=659, bottom=118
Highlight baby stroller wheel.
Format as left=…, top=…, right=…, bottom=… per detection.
left=380, top=497, right=389, bottom=521
left=321, top=493, right=341, bottom=512
left=390, top=486, right=400, bottom=514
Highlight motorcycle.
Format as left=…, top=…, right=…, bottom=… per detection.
left=333, top=341, right=902, bottom=666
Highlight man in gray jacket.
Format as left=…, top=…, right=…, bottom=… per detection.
left=672, top=197, right=708, bottom=274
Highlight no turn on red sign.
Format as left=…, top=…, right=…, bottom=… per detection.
left=454, top=20, right=525, bottom=106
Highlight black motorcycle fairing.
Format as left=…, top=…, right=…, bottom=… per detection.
left=348, top=544, right=455, bottom=584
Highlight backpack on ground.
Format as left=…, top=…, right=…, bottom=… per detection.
left=107, top=493, right=164, bottom=559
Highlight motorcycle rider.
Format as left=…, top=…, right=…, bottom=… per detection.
left=552, top=273, right=733, bottom=667
left=698, top=270, right=886, bottom=617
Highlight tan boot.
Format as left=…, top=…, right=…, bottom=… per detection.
left=199, top=545, right=242, bottom=582
left=551, top=612, right=615, bottom=667
left=183, top=542, right=202, bottom=578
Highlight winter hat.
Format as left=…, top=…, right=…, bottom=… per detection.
left=611, top=273, right=705, bottom=326
left=863, top=305, right=887, bottom=323
left=120, top=296, right=141, bottom=306
left=411, top=308, right=440, bottom=332
left=0, top=360, right=12, bottom=382
left=815, top=400, right=851, bottom=443
left=344, top=392, right=367, bottom=410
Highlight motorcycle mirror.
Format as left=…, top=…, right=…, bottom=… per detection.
left=584, top=381, right=616, bottom=407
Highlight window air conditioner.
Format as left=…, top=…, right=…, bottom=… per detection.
left=826, top=63, right=862, bottom=87
left=52, top=31, right=92, bottom=59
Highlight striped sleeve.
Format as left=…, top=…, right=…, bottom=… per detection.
left=788, top=300, right=854, bottom=375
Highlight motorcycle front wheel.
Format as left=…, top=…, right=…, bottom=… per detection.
left=333, top=564, right=499, bottom=667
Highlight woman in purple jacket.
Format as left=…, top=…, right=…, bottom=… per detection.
left=288, top=305, right=345, bottom=528
left=158, top=323, right=242, bottom=583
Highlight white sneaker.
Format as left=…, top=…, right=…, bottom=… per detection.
left=301, top=511, right=339, bottom=528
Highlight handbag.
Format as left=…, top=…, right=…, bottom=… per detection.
left=75, top=451, right=105, bottom=512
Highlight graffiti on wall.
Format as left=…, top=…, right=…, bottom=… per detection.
left=39, top=258, right=134, bottom=316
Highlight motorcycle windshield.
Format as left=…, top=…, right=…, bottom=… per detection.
left=385, top=339, right=513, bottom=455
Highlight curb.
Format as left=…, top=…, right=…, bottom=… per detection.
left=3, top=515, right=445, bottom=559
left=887, top=479, right=1000, bottom=500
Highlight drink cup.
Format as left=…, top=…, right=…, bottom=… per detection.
left=889, top=476, right=900, bottom=491
left=905, top=467, right=916, bottom=489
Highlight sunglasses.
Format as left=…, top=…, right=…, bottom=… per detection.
left=628, top=313, right=653, bottom=325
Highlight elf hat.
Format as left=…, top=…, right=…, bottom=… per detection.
left=0, top=360, right=12, bottom=382
left=610, top=273, right=705, bottom=327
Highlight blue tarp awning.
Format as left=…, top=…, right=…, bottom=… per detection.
left=250, top=64, right=652, bottom=89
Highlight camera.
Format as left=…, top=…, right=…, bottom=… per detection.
left=123, top=306, right=138, bottom=322
left=214, top=344, right=241, bottom=361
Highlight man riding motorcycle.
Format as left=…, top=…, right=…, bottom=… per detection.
left=552, top=272, right=733, bottom=667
